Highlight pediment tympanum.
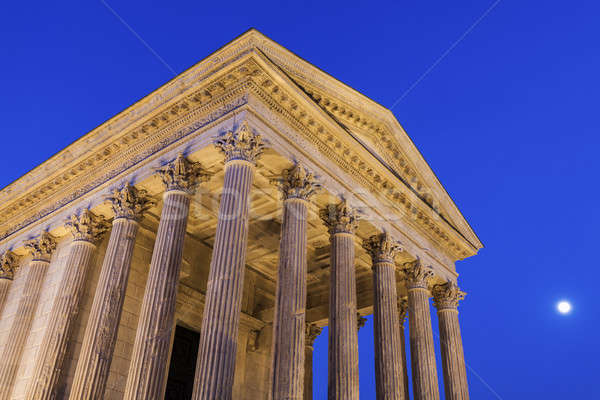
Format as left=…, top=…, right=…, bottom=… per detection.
left=0, top=29, right=481, bottom=273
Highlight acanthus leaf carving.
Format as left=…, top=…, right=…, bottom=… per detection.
left=432, top=281, right=466, bottom=310
left=357, top=313, right=367, bottom=331
left=105, top=184, right=155, bottom=221
left=401, top=258, right=434, bottom=290
left=0, top=251, right=19, bottom=280
left=156, top=153, right=212, bottom=194
left=273, top=164, right=321, bottom=201
left=215, top=121, right=264, bottom=163
left=319, top=200, right=361, bottom=235
left=0, top=54, right=474, bottom=262
left=305, top=323, right=322, bottom=348
left=362, top=232, right=402, bottom=264
left=65, top=209, right=109, bottom=244
left=397, top=296, right=408, bottom=322
left=24, top=231, right=57, bottom=262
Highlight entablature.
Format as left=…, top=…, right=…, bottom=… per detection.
left=0, top=30, right=480, bottom=268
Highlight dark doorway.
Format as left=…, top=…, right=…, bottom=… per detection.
left=164, top=325, right=200, bottom=400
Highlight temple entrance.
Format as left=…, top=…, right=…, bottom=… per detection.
left=164, top=325, right=200, bottom=400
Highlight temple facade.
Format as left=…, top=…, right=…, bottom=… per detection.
left=0, top=29, right=482, bottom=400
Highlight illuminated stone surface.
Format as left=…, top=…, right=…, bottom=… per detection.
left=0, top=30, right=480, bottom=400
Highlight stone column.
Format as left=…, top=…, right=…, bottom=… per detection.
left=357, top=313, right=367, bottom=331
left=363, top=233, right=405, bottom=400
left=0, top=251, right=19, bottom=317
left=397, top=297, right=410, bottom=400
left=0, top=232, right=57, bottom=400
left=69, top=184, right=153, bottom=400
left=26, top=211, right=109, bottom=400
left=432, top=282, right=469, bottom=400
left=271, top=164, right=319, bottom=400
left=320, top=200, right=361, bottom=400
left=401, top=260, right=439, bottom=400
left=192, top=121, right=264, bottom=400
left=124, top=155, right=211, bottom=400
left=304, top=323, right=322, bottom=400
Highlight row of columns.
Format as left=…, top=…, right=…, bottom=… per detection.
left=0, top=121, right=468, bottom=400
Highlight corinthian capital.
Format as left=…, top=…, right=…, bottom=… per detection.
left=319, top=200, right=360, bottom=235
left=401, top=259, right=433, bottom=289
left=24, top=232, right=57, bottom=262
left=398, top=296, right=408, bottom=322
left=157, top=154, right=212, bottom=194
left=432, top=281, right=466, bottom=310
left=357, top=313, right=367, bottom=331
left=362, top=232, right=402, bottom=264
left=215, top=121, right=264, bottom=163
left=0, top=251, right=19, bottom=280
left=65, top=210, right=109, bottom=244
left=305, top=323, right=322, bottom=348
left=106, top=184, right=155, bottom=221
left=274, top=164, right=321, bottom=201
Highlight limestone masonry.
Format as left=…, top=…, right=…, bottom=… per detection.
left=0, top=29, right=481, bottom=400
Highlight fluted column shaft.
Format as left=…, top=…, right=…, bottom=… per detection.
left=304, top=345, right=314, bottom=400
left=437, top=309, right=468, bottom=400
left=0, top=279, right=11, bottom=317
left=433, top=282, right=468, bottom=400
left=328, top=231, right=359, bottom=399
left=363, top=233, right=405, bottom=400
left=69, top=217, right=140, bottom=399
left=320, top=201, right=360, bottom=400
left=124, top=190, right=191, bottom=399
left=192, top=159, right=255, bottom=400
left=407, top=287, right=439, bottom=400
left=0, top=233, right=56, bottom=400
left=372, top=260, right=404, bottom=400
left=0, top=251, right=18, bottom=318
left=0, top=252, right=19, bottom=317
left=272, top=197, right=309, bottom=400
left=397, top=302, right=410, bottom=400
left=26, top=240, right=97, bottom=399
left=0, top=259, right=51, bottom=399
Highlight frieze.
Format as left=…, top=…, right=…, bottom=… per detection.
left=0, top=90, right=249, bottom=242
left=0, top=49, right=475, bottom=261
left=253, top=33, right=473, bottom=236
left=248, top=66, right=470, bottom=259
left=0, top=61, right=260, bottom=226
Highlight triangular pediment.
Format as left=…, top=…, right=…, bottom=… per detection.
left=236, top=30, right=481, bottom=252
left=0, top=29, right=481, bottom=260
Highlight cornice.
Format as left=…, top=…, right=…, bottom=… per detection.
left=247, top=31, right=481, bottom=250
left=0, top=35, right=480, bottom=261
left=300, top=83, right=482, bottom=255
left=245, top=55, right=474, bottom=260
left=0, top=59, right=258, bottom=241
left=299, top=84, right=437, bottom=208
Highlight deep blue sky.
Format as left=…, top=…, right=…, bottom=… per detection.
left=2, top=1, right=598, bottom=398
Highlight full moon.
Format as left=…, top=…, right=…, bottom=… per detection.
left=557, top=301, right=572, bottom=314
